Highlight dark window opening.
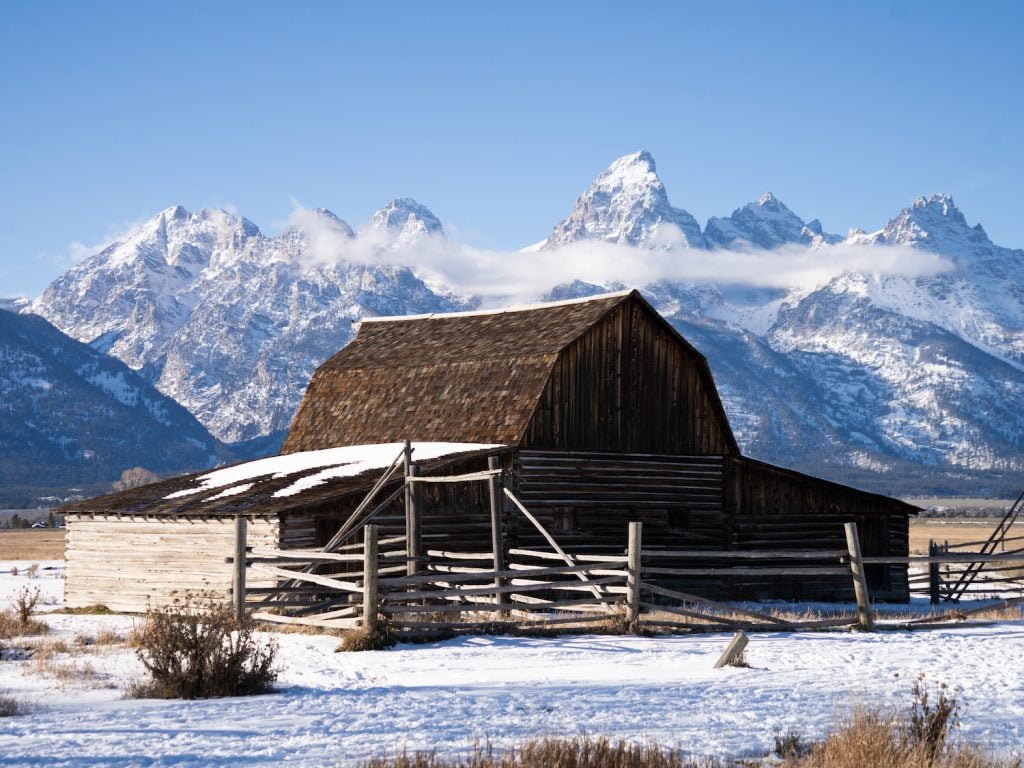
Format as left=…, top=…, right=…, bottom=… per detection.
left=554, top=507, right=577, bottom=533
left=668, top=508, right=690, bottom=533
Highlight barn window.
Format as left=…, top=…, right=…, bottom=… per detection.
left=668, top=508, right=690, bottom=533
left=554, top=507, right=577, bottom=532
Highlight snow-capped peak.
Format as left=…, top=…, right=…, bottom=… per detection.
left=370, top=198, right=443, bottom=239
left=873, top=193, right=995, bottom=259
left=544, top=151, right=704, bottom=249
left=705, top=193, right=839, bottom=250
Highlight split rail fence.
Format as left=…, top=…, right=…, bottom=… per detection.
left=226, top=447, right=1024, bottom=637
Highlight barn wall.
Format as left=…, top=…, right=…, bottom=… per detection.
left=512, top=450, right=728, bottom=553
left=64, top=514, right=279, bottom=613
left=523, top=301, right=734, bottom=454
left=726, top=457, right=911, bottom=601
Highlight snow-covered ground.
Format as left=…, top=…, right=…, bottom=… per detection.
left=2, top=561, right=1023, bottom=766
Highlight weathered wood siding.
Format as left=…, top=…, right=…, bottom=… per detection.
left=523, top=302, right=735, bottom=455
left=725, top=457, right=910, bottom=601
left=512, top=451, right=727, bottom=552
left=64, top=514, right=279, bottom=613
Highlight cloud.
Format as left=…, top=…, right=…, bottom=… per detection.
left=62, top=217, right=149, bottom=269
left=283, top=205, right=959, bottom=305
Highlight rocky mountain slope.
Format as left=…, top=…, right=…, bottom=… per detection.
left=24, top=154, right=1024, bottom=496
left=30, top=203, right=465, bottom=443
left=0, top=309, right=227, bottom=505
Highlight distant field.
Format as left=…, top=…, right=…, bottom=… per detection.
left=909, top=517, right=1023, bottom=554
left=0, top=529, right=65, bottom=560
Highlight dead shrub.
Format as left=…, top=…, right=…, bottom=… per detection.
left=25, top=563, right=39, bottom=579
left=15, top=586, right=40, bottom=624
left=0, top=598, right=49, bottom=640
left=908, top=674, right=960, bottom=760
left=129, top=598, right=277, bottom=699
left=337, top=623, right=396, bottom=652
left=0, top=693, right=25, bottom=717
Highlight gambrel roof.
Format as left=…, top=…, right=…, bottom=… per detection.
left=282, top=290, right=738, bottom=454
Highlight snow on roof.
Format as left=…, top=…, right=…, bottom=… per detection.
left=360, top=289, right=633, bottom=324
left=165, top=442, right=502, bottom=502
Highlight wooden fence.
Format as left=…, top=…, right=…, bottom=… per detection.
left=229, top=518, right=888, bottom=637
left=226, top=452, right=1024, bottom=635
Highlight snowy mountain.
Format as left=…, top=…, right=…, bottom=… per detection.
left=22, top=152, right=1024, bottom=496
left=703, top=192, right=841, bottom=250
left=544, top=151, right=704, bottom=249
left=0, top=309, right=227, bottom=505
left=30, top=202, right=465, bottom=443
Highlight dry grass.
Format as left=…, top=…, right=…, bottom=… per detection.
left=55, top=604, right=114, bottom=615
left=909, top=518, right=1024, bottom=555
left=337, top=624, right=396, bottom=652
left=0, top=529, right=65, bottom=560
left=358, top=737, right=733, bottom=767
left=779, top=708, right=1017, bottom=767
left=0, top=692, right=25, bottom=717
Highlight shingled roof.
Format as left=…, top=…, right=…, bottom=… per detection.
left=283, top=290, right=738, bottom=454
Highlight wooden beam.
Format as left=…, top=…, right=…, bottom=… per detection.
left=845, top=522, right=874, bottom=631
left=627, top=521, right=642, bottom=626
left=232, top=516, right=247, bottom=621
left=363, top=524, right=379, bottom=631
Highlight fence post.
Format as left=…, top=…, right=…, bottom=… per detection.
left=929, top=539, right=940, bottom=604
left=232, top=516, right=247, bottom=622
left=405, top=463, right=422, bottom=577
left=627, top=521, right=643, bottom=627
left=363, top=524, right=379, bottom=631
left=487, top=456, right=507, bottom=611
left=844, top=522, right=874, bottom=631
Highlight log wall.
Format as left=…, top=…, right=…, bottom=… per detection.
left=725, top=457, right=911, bottom=601
left=64, top=514, right=279, bottom=613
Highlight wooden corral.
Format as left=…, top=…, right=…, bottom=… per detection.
left=63, top=290, right=918, bottom=611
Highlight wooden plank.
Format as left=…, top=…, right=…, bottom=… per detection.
left=641, top=566, right=850, bottom=577
left=249, top=563, right=363, bottom=593
left=642, top=549, right=846, bottom=560
left=508, top=548, right=628, bottom=564
left=642, top=582, right=788, bottom=625
left=363, top=524, right=379, bottom=630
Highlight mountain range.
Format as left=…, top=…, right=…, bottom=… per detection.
left=17, top=151, right=1024, bottom=498
left=0, top=307, right=229, bottom=506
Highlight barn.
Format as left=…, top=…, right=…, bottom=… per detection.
left=64, top=289, right=917, bottom=611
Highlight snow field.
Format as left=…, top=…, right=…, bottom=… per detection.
left=1, top=561, right=1023, bottom=766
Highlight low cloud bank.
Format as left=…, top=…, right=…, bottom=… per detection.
left=289, top=205, right=955, bottom=304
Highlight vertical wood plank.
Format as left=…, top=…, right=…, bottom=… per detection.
left=627, top=521, right=642, bottom=626
left=232, top=516, right=247, bottom=622
left=406, top=464, right=422, bottom=577
left=488, top=455, right=507, bottom=607
left=363, top=524, right=379, bottom=630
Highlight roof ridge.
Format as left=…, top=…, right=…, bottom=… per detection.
left=360, top=289, right=635, bottom=324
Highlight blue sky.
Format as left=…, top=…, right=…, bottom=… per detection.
left=2, top=0, right=1022, bottom=297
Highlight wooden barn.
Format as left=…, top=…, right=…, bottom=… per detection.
left=64, top=290, right=917, bottom=612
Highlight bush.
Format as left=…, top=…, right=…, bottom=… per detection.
left=129, top=598, right=277, bottom=699
left=0, top=693, right=24, bottom=717
left=15, top=586, right=40, bottom=624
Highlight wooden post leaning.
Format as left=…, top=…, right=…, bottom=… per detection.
left=363, top=524, right=379, bottom=631
left=627, top=521, right=643, bottom=628
left=232, top=515, right=247, bottom=622
left=487, top=456, right=507, bottom=611
left=844, top=522, right=874, bottom=631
